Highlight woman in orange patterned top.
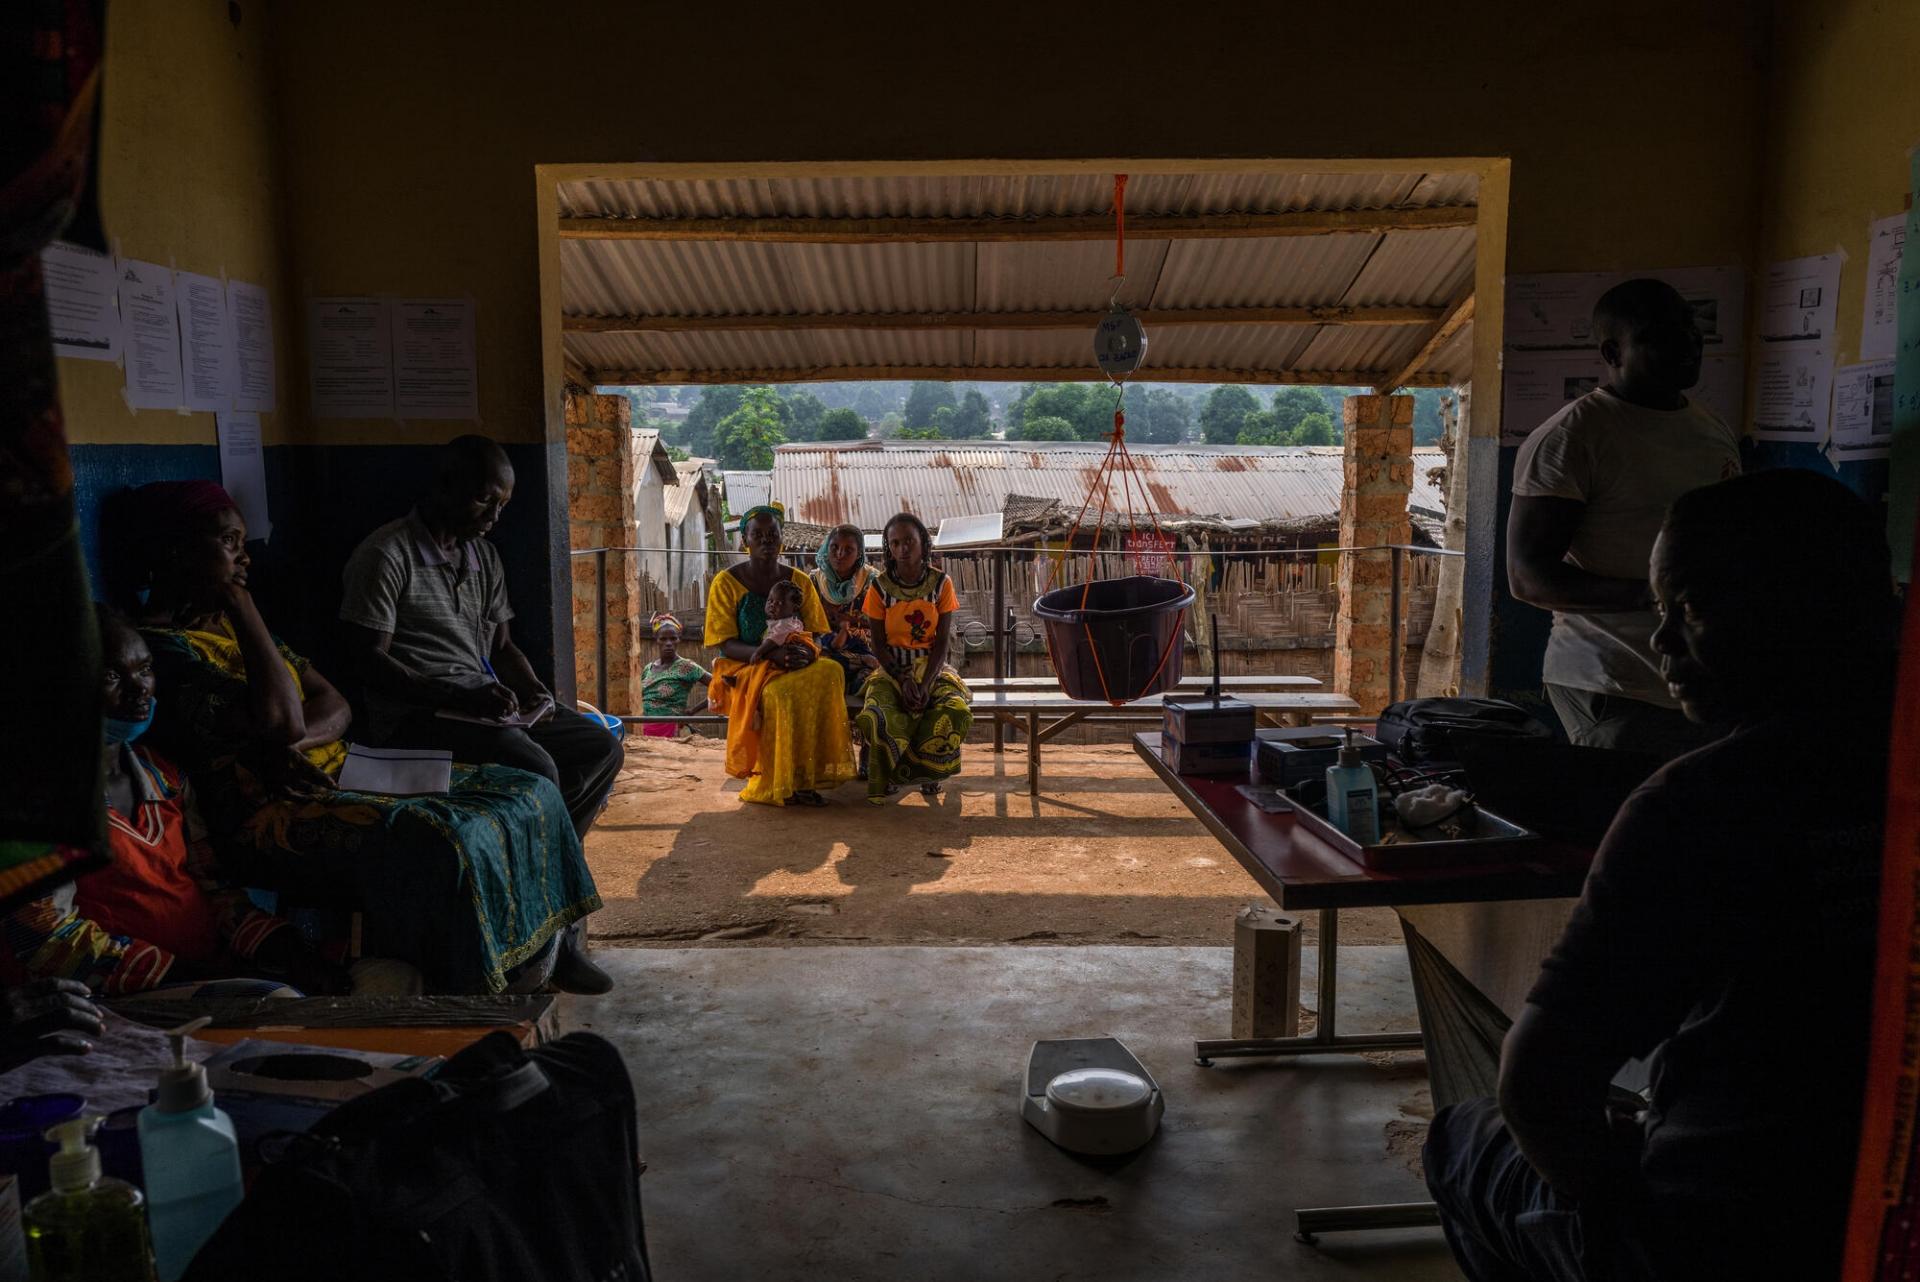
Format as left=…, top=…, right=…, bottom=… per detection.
left=857, top=513, right=972, bottom=803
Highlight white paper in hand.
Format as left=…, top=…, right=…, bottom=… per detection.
left=336, top=744, right=453, bottom=795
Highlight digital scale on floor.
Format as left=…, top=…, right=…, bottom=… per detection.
left=1020, top=1037, right=1164, bottom=1155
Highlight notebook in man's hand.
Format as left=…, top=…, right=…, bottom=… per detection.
left=434, top=694, right=556, bottom=729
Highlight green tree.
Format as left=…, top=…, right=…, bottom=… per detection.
left=1139, top=387, right=1191, bottom=444
left=896, top=424, right=945, bottom=441
left=1270, top=387, right=1326, bottom=436
left=951, top=388, right=993, bottom=438
left=902, top=381, right=958, bottom=429
left=713, top=386, right=787, bottom=469
left=853, top=384, right=899, bottom=420
left=782, top=390, right=828, bottom=442
left=876, top=411, right=905, bottom=438
left=930, top=405, right=957, bottom=437
left=1292, top=411, right=1338, bottom=446
left=815, top=407, right=869, bottom=441
left=1411, top=388, right=1446, bottom=444
left=1199, top=385, right=1260, bottom=444
left=681, top=386, right=747, bottom=457
left=1021, top=383, right=1113, bottom=441
left=1010, top=414, right=1076, bottom=442
left=665, top=443, right=691, bottom=462
left=1237, top=412, right=1288, bottom=446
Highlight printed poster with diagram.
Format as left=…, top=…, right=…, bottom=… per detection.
left=1500, top=265, right=1745, bottom=444
left=1750, top=252, right=1841, bottom=441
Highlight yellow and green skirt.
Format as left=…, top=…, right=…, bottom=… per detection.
left=856, top=664, right=971, bottom=799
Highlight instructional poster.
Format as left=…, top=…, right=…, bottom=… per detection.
left=117, top=259, right=184, bottom=410
left=39, top=240, right=121, bottom=362
left=1829, top=359, right=1896, bottom=462
left=1752, top=253, right=1843, bottom=441
left=1500, top=265, right=1746, bottom=444
left=308, top=297, right=394, bottom=418
left=392, top=298, right=478, bottom=419
left=175, top=270, right=235, bottom=413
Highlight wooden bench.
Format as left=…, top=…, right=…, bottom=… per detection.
left=974, top=689, right=1363, bottom=795
left=968, top=674, right=1321, bottom=692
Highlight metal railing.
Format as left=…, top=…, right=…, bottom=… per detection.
left=568, top=541, right=1462, bottom=722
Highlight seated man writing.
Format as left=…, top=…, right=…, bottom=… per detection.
left=341, top=435, right=618, bottom=994
left=1424, top=468, right=1898, bottom=1281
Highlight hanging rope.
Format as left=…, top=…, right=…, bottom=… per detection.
left=1034, top=173, right=1190, bottom=706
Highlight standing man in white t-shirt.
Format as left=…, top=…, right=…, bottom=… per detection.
left=1508, top=279, right=1741, bottom=758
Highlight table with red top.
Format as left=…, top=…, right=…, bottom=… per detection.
left=1132, top=733, right=1600, bottom=1242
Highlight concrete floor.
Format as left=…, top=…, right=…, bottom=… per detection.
left=559, top=944, right=1462, bottom=1282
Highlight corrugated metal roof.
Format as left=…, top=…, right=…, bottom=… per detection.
left=663, top=460, right=708, bottom=525
left=560, top=170, right=1477, bottom=387
left=769, top=442, right=1446, bottom=532
left=556, top=172, right=1475, bottom=221
left=721, top=470, right=771, bottom=514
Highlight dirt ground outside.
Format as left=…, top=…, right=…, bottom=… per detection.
left=584, top=736, right=1401, bottom=949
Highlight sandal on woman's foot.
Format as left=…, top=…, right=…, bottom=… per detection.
left=789, top=789, right=828, bottom=807
left=919, top=783, right=942, bottom=798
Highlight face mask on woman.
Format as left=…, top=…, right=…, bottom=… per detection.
left=104, top=698, right=156, bottom=745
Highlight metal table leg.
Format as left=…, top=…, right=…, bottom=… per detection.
left=1195, top=908, right=1424, bottom=1065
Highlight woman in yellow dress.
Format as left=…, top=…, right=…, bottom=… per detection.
left=704, top=505, right=857, bottom=805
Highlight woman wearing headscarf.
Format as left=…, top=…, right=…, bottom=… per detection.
left=857, top=513, right=972, bottom=802
left=810, top=523, right=881, bottom=694
left=703, top=505, right=857, bottom=805
left=103, top=481, right=605, bottom=995
left=639, top=612, right=710, bottom=739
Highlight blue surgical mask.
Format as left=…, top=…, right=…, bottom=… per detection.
left=105, top=699, right=156, bottom=745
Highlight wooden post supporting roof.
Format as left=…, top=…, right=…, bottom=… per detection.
left=1376, top=291, right=1475, bottom=393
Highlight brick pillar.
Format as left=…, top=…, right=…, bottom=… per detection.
left=1333, top=394, right=1414, bottom=716
left=566, top=391, right=643, bottom=715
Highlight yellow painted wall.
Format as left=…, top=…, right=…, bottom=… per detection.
left=64, top=0, right=292, bottom=446
left=267, top=0, right=1772, bottom=447
left=1758, top=0, right=1919, bottom=368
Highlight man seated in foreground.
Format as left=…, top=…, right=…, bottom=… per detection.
left=341, top=435, right=618, bottom=994
left=1425, top=468, right=1898, bottom=1280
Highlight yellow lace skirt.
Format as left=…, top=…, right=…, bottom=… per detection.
left=715, top=653, right=857, bottom=805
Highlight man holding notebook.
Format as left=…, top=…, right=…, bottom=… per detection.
left=340, top=434, right=625, bottom=846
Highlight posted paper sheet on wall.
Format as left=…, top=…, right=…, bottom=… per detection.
left=215, top=412, right=272, bottom=542
left=228, top=280, right=276, bottom=413
left=309, top=298, right=394, bottom=418
left=1862, top=213, right=1906, bottom=362
left=1752, top=253, right=1843, bottom=441
left=1828, top=359, right=1896, bottom=463
left=175, top=271, right=236, bottom=413
left=39, top=241, right=121, bottom=362
left=1500, top=264, right=1746, bottom=444
left=392, top=298, right=478, bottom=419
left=117, top=259, right=184, bottom=410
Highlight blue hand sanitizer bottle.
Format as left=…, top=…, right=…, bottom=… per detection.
left=1325, top=728, right=1381, bottom=844
left=137, top=1018, right=243, bottom=1281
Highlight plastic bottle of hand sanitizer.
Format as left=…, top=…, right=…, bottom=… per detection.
left=1325, top=728, right=1381, bottom=844
left=137, top=1018, right=242, bottom=1281
left=23, top=1115, right=153, bottom=1281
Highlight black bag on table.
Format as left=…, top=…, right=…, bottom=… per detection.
left=1374, top=697, right=1553, bottom=767
left=184, top=1031, right=651, bottom=1282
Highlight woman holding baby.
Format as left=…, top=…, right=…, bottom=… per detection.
left=702, top=504, right=857, bottom=806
